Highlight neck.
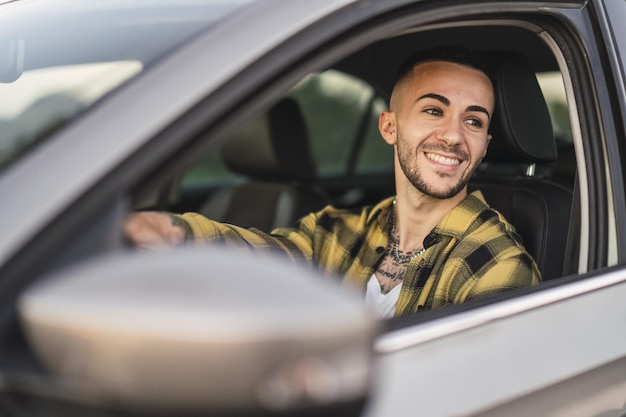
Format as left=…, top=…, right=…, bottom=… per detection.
left=393, top=187, right=467, bottom=251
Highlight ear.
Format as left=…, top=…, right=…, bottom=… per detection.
left=379, top=111, right=397, bottom=145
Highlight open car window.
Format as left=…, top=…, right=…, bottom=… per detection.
left=170, top=38, right=579, bottom=289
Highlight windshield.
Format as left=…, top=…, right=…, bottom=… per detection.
left=0, top=0, right=254, bottom=171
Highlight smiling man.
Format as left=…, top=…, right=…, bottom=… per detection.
left=125, top=45, right=541, bottom=318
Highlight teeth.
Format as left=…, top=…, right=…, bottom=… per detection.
left=425, top=152, right=461, bottom=166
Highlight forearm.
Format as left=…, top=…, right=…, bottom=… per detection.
left=176, top=212, right=317, bottom=262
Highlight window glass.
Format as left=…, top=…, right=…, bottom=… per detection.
left=0, top=62, right=141, bottom=168
left=536, top=71, right=575, bottom=188
left=0, top=0, right=253, bottom=172
left=181, top=149, right=244, bottom=188
left=180, top=69, right=392, bottom=189
left=289, top=70, right=391, bottom=178
left=536, top=71, right=572, bottom=144
left=355, top=97, right=392, bottom=175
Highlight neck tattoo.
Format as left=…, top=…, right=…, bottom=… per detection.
left=390, top=197, right=426, bottom=264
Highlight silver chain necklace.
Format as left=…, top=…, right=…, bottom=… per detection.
left=390, top=198, right=426, bottom=264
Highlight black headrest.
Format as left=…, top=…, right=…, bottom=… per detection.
left=222, top=97, right=316, bottom=181
left=483, top=51, right=557, bottom=164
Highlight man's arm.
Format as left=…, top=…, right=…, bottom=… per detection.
left=123, top=210, right=319, bottom=263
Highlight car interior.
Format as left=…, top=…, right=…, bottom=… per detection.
left=150, top=24, right=578, bottom=288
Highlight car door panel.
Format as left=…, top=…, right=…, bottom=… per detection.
left=365, top=269, right=626, bottom=417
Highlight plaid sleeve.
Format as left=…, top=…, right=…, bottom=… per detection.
left=175, top=204, right=388, bottom=283
left=175, top=212, right=317, bottom=262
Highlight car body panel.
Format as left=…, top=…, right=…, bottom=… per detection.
left=367, top=269, right=626, bottom=416
left=594, top=0, right=626, bottom=265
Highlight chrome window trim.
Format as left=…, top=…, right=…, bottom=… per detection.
left=539, top=29, right=591, bottom=272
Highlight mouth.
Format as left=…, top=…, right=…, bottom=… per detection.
left=424, top=152, right=462, bottom=166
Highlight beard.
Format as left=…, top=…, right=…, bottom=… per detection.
left=396, top=130, right=479, bottom=200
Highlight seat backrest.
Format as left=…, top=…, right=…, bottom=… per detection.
left=198, top=98, right=330, bottom=232
left=469, top=51, right=574, bottom=281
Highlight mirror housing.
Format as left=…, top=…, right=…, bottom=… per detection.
left=18, top=247, right=377, bottom=415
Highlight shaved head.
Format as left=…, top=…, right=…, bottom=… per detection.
left=390, top=45, right=493, bottom=112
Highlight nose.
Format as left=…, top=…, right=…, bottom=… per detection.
left=437, top=117, right=463, bottom=145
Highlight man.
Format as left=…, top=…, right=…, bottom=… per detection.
left=125, top=46, right=541, bottom=318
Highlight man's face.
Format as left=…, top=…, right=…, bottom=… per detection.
left=383, top=61, right=494, bottom=200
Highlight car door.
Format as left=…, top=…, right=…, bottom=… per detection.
left=1, top=0, right=626, bottom=416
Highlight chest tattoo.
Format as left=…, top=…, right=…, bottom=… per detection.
left=375, top=249, right=410, bottom=294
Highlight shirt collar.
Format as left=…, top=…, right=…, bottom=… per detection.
left=371, top=190, right=489, bottom=239
left=432, top=190, right=489, bottom=239
left=371, top=196, right=395, bottom=230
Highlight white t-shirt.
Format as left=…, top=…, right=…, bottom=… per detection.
left=365, top=273, right=401, bottom=319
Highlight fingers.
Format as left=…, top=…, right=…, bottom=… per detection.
left=124, top=212, right=186, bottom=250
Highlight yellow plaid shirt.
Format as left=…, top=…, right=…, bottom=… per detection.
left=176, top=190, right=541, bottom=317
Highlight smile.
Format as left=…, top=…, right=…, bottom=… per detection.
left=425, top=152, right=461, bottom=166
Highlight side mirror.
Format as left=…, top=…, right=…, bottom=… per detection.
left=18, top=247, right=377, bottom=415
left=0, top=38, right=25, bottom=83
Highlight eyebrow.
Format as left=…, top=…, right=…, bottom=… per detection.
left=417, top=93, right=491, bottom=119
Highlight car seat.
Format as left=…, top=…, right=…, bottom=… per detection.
left=469, top=51, right=575, bottom=281
left=197, top=97, right=330, bottom=232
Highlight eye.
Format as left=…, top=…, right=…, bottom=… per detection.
left=465, top=117, right=484, bottom=128
left=424, top=108, right=443, bottom=116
